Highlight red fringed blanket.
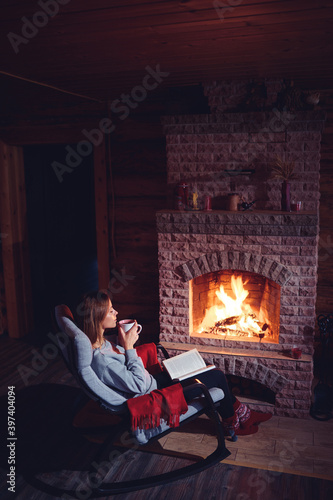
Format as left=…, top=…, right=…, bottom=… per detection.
left=127, top=383, right=188, bottom=431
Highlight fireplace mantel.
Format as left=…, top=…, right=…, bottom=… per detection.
left=161, top=341, right=312, bottom=363
left=157, top=209, right=318, bottom=236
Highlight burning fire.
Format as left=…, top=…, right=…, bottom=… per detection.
left=198, top=275, right=269, bottom=338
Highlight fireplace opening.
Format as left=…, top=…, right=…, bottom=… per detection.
left=189, top=270, right=280, bottom=343
left=226, top=375, right=276, bottom=405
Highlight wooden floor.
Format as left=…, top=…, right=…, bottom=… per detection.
left=0, top=333, right=332, bottom=500
left=146, top=412, right=333, bottom=481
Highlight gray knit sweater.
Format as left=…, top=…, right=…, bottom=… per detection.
left=91, top=340, right=157, bottom=402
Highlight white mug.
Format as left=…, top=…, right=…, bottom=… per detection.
left=118, top=319, right=142, bottom=334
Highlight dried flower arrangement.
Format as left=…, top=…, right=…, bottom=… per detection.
left=270, top=156, right=296, bottom=211
left=270, top=155, right=296, bottom=181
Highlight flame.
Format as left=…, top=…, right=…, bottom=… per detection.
left=198, top=275, right=266, bottom=337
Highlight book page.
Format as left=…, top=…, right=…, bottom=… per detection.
left=175, top=364, right=216, bottom=382
left=162, top=349, right=206, bottom=380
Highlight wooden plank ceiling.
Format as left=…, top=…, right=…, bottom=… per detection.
left=0, top=0, right=333, bottom=124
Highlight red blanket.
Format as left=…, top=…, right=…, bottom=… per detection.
left=127, top=383, right=188, bottom=430
left=136, top=342, right=163, bottom=375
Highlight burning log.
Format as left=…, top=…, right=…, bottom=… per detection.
left=218, top=315, right=242, bottom=326
left=202, top=314, right=271, bottom=338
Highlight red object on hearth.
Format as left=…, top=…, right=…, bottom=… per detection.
left=291, top=347, right=302, bottom=359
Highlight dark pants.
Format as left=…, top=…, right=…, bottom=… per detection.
left=154, top=368, right=236, bottom=419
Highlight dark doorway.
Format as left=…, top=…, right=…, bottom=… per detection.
left=24, top=144, right=98, bottom=336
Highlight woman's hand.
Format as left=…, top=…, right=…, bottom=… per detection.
left=117, top=321, right=140, bottom=350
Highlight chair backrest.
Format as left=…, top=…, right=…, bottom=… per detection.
left=54, top=304, right=127, bottom=413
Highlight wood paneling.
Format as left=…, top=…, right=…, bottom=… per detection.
left=108, top=127, right=167, bottom=343
left=1, top=0, right=333, bottom=125
left=0, top=238, right=7, bottom=335
left=94, top=139, right=111, bottom=289
left=0, top=141, right=33, bottom=337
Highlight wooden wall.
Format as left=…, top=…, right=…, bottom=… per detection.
left=0, top=238, right=7, bottom=335
left=0, top=141, right=34, bottom=338
left=107, top=117, right=167, bottom=343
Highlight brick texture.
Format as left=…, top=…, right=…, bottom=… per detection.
left=162, top=92, right=325, bottom=212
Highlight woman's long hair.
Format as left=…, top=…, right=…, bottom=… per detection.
left=75, top=290, right=110, bottom=345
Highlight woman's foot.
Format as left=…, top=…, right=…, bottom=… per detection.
left=234, top=399, right=272, bottom=430
left=222, top=412, right=239, bottom=440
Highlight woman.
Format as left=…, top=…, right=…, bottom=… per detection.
left=76, top=290, right=157, bottom=400
left=76, top=290, right=271, bottom=438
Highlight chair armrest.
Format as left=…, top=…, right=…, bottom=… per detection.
left=182, top=378, right=217, bottom=410
left=156, top=343, right=171, bottom=359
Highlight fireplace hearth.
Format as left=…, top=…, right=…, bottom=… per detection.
left=156, top=90, right=325, bottom=418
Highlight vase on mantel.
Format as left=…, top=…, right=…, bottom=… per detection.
left=281, top=180, right=291, bottom=211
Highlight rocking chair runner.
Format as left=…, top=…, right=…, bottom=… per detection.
left=27, top=304, right=231, bottom=497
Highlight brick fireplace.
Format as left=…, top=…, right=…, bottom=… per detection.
left=156, top=84, right=326, bottom=417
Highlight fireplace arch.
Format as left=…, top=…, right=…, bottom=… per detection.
left=175, top=251, right=293, bottom=286
left=214, top=356, right=289, bottom=394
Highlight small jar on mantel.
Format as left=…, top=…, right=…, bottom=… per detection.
left=228, top=193, right=240, bottom=211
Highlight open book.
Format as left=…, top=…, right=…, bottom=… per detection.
left=162, top=349, right=215, bottom=381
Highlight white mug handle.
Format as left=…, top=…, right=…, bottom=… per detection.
left=137, top=324, right=142, bottom=334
